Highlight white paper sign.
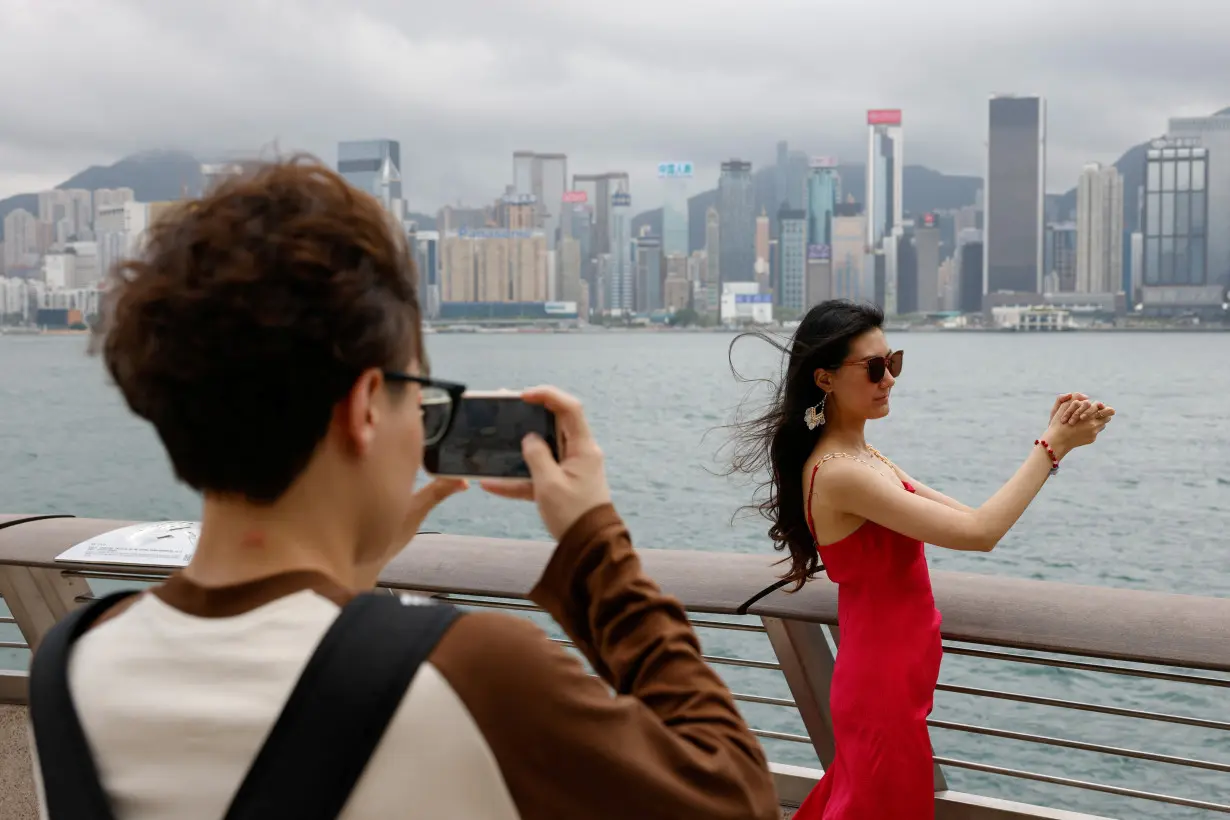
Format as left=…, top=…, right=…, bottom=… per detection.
left=56, top=521, right=200, bottom=567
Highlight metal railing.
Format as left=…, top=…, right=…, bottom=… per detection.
left=0, top=513, right=1228, bottom=820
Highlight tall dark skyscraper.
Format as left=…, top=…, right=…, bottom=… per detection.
left=718, top=160, right=755, bottom=284
left=984, top=96, right=1046, bottom=295
left=960, top=241, right=986, bottom=313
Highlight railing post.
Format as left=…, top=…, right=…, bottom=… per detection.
left=0, top=567, right=90, bottom=651
left=762, top=617, right=839, bottom=768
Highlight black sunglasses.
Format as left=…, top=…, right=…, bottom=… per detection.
left=382, top=372, right=466, bottom=446
left=840, top=350, right=903, bottom=383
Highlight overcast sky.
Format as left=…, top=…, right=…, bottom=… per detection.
left=1, top=0, right=1227, bottom=210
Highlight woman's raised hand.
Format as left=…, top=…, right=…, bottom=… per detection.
left=1046, top=399, right=1115, bottom=456
left=1050, top=392, right=1105, bottom=426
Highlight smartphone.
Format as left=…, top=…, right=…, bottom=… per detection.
left=423, top=390, right=559, bottom=481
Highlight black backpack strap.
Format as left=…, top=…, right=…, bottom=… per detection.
left=223, top=593, right=463, bottom=820
left=29, top=590, right=141, bottom=820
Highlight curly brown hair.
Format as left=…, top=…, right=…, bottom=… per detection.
left=95, top=156, right=423, bottom=503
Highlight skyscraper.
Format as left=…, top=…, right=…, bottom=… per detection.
left=513, top=151, right=568, bottom=250
left=776, top=207, right=807, bottom=312
left=1142, top=140, right=1209, bottom=289
left=984, top=96, right=1046, bottom=295
left=806, top=158, right=839, bottom=247
left=634, top=234, right=663, bottom=313
left=608, top=190, right=633, bottom=313
left=1045, top=222, right=1078, bottom=292
left=831, top=212, right=871, bottom=302
left=959, top=242, right=985, bottom=313
left=658, top=161, right=692, bottom=257
left=915, top=216, right=941, bottom=313
left=1075, top=163, right=1125, bottom=293
left=1167, top=112, right=1229, bottom=285
left=338, top=140, right=403, bottom=217
left=865, top=111, right=904, bottom=248
left=717, top=160, right=755, bottom=286
left=572, top=172, right=629, bottom=261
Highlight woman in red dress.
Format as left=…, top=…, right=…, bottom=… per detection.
left=728, top=300, right=1114, bottom=819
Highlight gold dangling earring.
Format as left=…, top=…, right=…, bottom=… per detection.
left=804, top=392, right=827, bottom=431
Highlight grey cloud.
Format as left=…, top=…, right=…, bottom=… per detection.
left=1, top=0, right=1228, bottom=209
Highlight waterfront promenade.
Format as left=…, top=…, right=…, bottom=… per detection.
left=1, top=512, right=1227, bottom=818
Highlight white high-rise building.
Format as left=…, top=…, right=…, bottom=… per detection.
left=93, top=188, right=135, bottom=224
left=2, top=208, right=39, bottom=271
left=1075, top=163, right=1125, bottom=294
left=95, top=201, right=150, bottom=277
left=866, top=110, right=904, bottom=315
left=865, top=110, right=904, bottom=249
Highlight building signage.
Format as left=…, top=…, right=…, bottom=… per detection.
left=657, top=161, right=695, bottom=178
left=611, top=192, right=632, bottom=207
left=1150, top=136, right=1201, bottom=149
left=809, top=156, right=839, bottom=169
left=544, top=301, right=578, bottom=315
left=457, top=227, right=535, bottom=239
left=807, top=244, right=831, bottom=261
left=867, top=109, right=903, bottom=126
left=735, top=294, right=772, bottom=304
left=923, top=213, right=936, bottom=227
left=502, top=193, right=538, bottom=205
left=561, top=190, right=588, bottom=203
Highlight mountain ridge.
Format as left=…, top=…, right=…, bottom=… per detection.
left=1, top=150, right=981, bottom=246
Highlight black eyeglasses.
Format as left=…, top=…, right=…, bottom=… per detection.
left=840, top=350, right=903, bottom=383
left=382, top=372, right=466, bottom=446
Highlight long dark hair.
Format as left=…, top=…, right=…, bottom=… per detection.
left=725, top=300, right=885, bottom=590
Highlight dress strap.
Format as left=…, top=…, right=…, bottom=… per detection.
left=807, top=453, right=877, bottom=542
left=806, top=462, right=821, bottom=544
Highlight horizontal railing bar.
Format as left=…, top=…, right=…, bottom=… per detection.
left=933, top=755, right=1230, bottom=814
left=689, top=618, right=767, bottom=633
left=943, top=644, right=1230, bottom=688
left=581, top=672, right=795, bottom=710
left=0, top=641, right=28, bottom=650
left=61, top=569, right=168, bottom=583
left=733, top=691, right=797, bottom=708
left=430, top=596, right=765, bottom=633
left=433, top=597, right=543, bottom=613
left=937, top=683, right=1230, bottom=732
left=0, top=616, right=16, bottom=625
left=550, top=637, right=780, bottom=671
left=929, top=719, right=1230, bottom=773
left=751, top=728, right=811, bottom=744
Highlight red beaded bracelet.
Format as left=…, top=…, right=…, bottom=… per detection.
left=1035, top=439, right=1059, bottom=475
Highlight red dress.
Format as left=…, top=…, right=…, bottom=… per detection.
left=793, top=460, right=943, bottom=820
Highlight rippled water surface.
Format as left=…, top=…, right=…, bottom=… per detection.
left=2, top=331, right=1228, bottom=817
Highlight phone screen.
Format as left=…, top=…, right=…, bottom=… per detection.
left=424, top=395, right=558, bottom=479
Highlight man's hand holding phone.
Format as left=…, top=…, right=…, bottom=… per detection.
left=480, top=386, right=611, bottom=540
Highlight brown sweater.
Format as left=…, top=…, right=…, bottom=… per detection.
left=39, top=504, right=780, bottom=819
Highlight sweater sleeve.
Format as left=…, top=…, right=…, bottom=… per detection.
left=427, top=504, right=780, bottom=820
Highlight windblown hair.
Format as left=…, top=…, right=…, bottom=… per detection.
left=94, top=155, right=422, bottom=503
left=726, top=300, right=885, bottom=590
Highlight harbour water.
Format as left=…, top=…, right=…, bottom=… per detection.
left=2, top=331, right=1228, bottom=817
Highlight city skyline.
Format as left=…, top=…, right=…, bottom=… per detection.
left=2, top=1, right=1228, bottom=208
